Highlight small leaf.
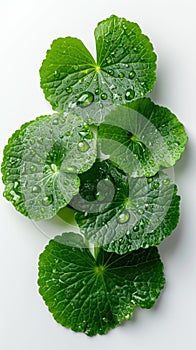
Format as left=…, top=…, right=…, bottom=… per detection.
left=40, top=15, right=157, bottom=125
left=74, top=160, right=180, bottom=253
left=99, top=98, right=188, bottom=176
left=38, top=232, right=165, bottom=336
left=1, top=113, right=97, bottom=220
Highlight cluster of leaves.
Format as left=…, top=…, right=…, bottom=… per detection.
left=1, top=15, right=187, bottom=336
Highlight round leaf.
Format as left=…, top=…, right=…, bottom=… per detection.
left=38, top=232, right=165, bottom=336
left=99, top=98, right=188, bottom=177
left=1, top=113, right=97, bottom=220
left=74, top=160, right=180, bottom=253
left=40, top=15, right=157, bottom=125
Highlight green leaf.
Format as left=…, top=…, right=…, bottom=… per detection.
left=98, top=98, right=188, bottom=177
left=1, top=113, right=97, bottom=220
left=74, top=160, right=180, bottom=254
left=40, top=15, right=157, bottom=125
left=38, top=232, right=165, bottom=336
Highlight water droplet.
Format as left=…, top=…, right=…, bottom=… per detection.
left=145, top=204, right=149, bottom=210
left=140, top=219, right=145, bottom=229
left=149, top=159, right=155, bottom=166
left=77, top=140, right=90, bottom=152
left=108, top=69, right=114, bottom=76
left=117, top=210, right=130, bottom=224
left=133, top=47, right=139, bottom=53
left=73, top=65, right=79, bottom=71
left=77, top=92, right=94, bottom=108
left=54, top=70, right=60, bottom=78
left=129, top=71, right=136, bottom=79
left=30, top=165, right=37, bottom=172
left=125, top=89, right=135, bottom=100
left=65, top=131, right=70, bottom=136
left=101, top=93, right=108, bottom=100
left=52, top=118, right=58, bottom=125
left=66, top=86, right=72, bottom=94
left=133, top=225, right=139, bottom=232
left=42, top=195, right=54, bottom=206
left=95, top=88, right=101, bottom=95
left=118, top=72, right=124, bottom=78
left=138, top=209, right=144, bottom=215
left=147, top=177, right=153, bottom=184
left=37, top=137, right=43, bottom=144
left=106, top=57, right=112, bottom=64
left=110, top=84, right=116, bottom=90
left=65, top=166, right=77, bottom=173
left=153, top=182, right=160, bottom=190
left=163, top=179, right=170, bottom=186
left=32, top=185, right=41, bottom=193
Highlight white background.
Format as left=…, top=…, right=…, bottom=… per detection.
left=0, top=1, right=196, bottom=349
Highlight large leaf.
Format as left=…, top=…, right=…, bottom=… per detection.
left=40, top=15, right=156, bottom=124
left=38, top=232, right=165, bottom=336
left=1, top=113, right=97, bottom=220
left=98, top=98, right=188, bottom=177
left=74, top=160, right=180, bottom=253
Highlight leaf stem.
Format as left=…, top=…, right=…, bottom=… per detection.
left=94, top=245, right=100, bottom=260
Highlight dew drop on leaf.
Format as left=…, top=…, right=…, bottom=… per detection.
left=140, top=219, right=145, bottom=229
left=163, top=179, right=170, bottom=186
left=52, top=118, right=59, bottom=125
left=125, top=89, right=135, bottom=100
left=77, top=140, right=90, bottom=152
left=66, top=86, right=72, bottom=94
left=54, top=70, right=60, bottom=78
left=138, top=209, right=144, bottom=215
left=42, top=195, right=54, bottom=206
left=101, top=93, right=108, bottom=100
left=118, top=72, right=124, bottom=78
left=32, top=185, right=41, bottom=193
left=117, top=210, right=130, bottom=224
left=77, top=92, right=94, bottom=108
left=153, top=182, right=160, bottom=189
left=30, top=165, right=37, bottom=172
left=65, top=166, right=77, bottom=173
left=133, top=225, right=139, bottom=232
left=129, top=71, right=136, bottom=79
left=108, top=69, right=114, bottom=76
left=95, top=88, right=101, bottom=95
left=106, top=57, right=112, bottom=64
left=133, top=47, right=139, bottom=53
